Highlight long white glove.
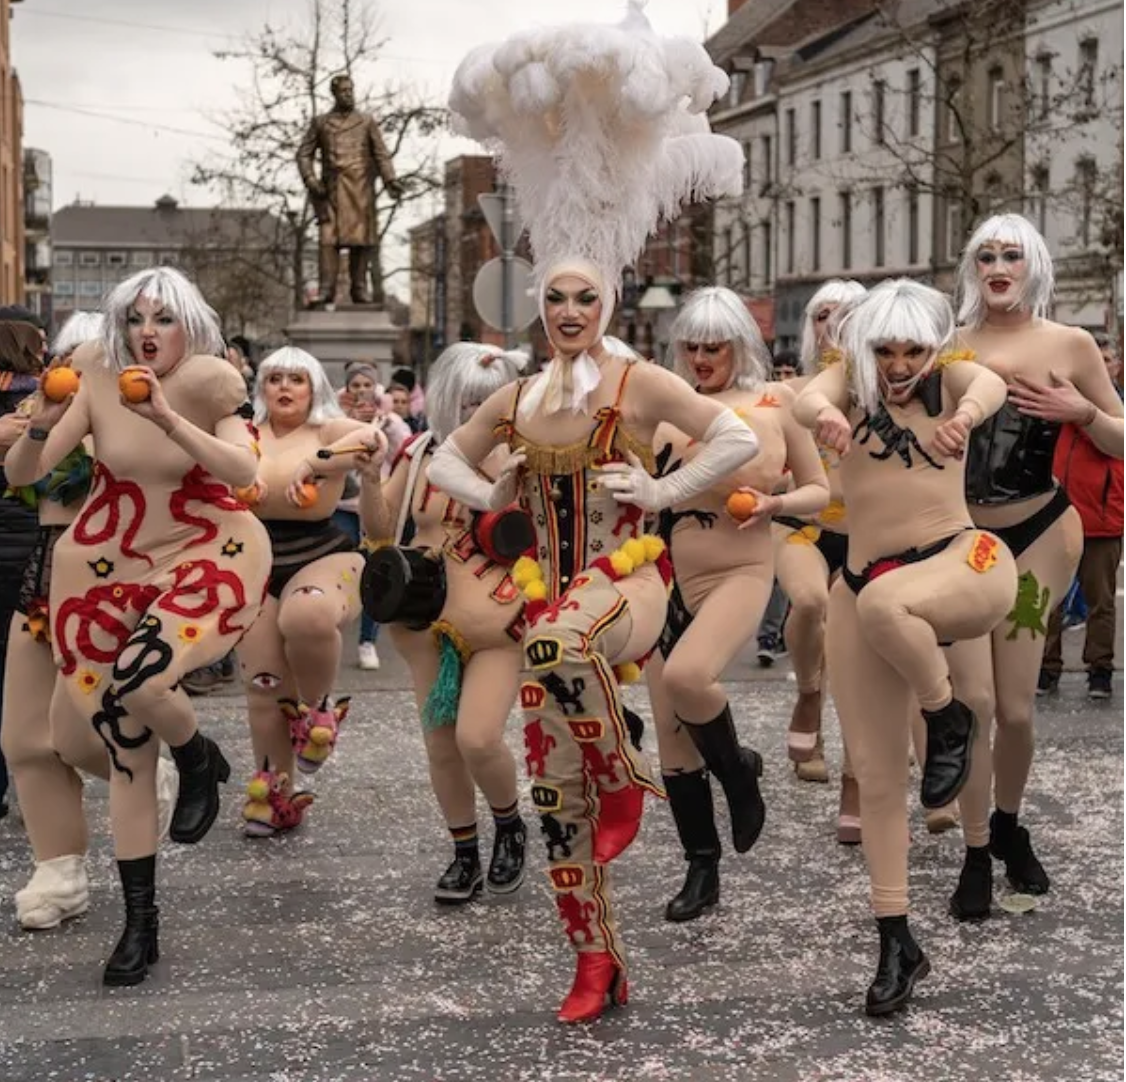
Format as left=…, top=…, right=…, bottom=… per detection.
left=428, top=436, right=526, bottom=512
left=599, top=409, right=758, bottom=512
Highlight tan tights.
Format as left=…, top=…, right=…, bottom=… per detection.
left=1, top=615, right=108, bottom=862
left=238, top=552, right=365, bottom=787
left=774, top=529, right=832, bottom=695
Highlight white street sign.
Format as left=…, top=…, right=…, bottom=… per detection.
left=478, top=193, right=525, bottom=248
left=473, top=256, right=537, bottom=333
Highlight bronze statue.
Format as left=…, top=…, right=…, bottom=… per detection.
left=297, top=74, right=404, bottom=308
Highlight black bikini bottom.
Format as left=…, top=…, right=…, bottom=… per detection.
left=775, top=516, right=849, bottom=577
left=974, top=487, right=1071, bottom=561
left=843, top=531, right=964, bottom=596
left=263, top=519, right=354, bottom=599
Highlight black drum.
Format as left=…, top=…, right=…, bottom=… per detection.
left=472, top=507, right=535, bottom=564
left=361, top=546, right=447, bottom=630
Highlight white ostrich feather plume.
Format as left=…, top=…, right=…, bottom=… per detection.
left=449, top=1, right=744, bottom=296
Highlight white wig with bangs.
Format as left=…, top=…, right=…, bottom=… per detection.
left=52, top=311, right=104, bottom=359
left=668, top=286, right=771, bottom=391
left=253, top=346, right=344, bottom=427
left=102, top=266, right=223, bottom=372
left=839, top=278, right=955, bottom=416
left=799, top=279, right=867, bottom=373
left=426, top=342, right=528, bottom=443
left=956, top=213, right=1054, bottom=328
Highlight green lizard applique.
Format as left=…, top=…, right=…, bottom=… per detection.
left=1005, top=571, right=1050, bottom=640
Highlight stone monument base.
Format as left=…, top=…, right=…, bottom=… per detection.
left=285, top=305, right=399, bottom=386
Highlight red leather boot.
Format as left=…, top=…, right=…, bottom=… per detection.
left=557, top=951, right=629, bottom=1024
left=592, top=784, right=644, bottom=864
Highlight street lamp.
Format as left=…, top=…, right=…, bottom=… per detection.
left=637, top=283, right=679, bottom=363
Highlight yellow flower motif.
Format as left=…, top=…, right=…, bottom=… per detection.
left=819, top=501, right=846, bottom=524
left=77, top=669, right=102, bottom=694
left=178, top=624, right=203, bottom=644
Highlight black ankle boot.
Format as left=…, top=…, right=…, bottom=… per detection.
left=683, top=705, right=765, bottom=853
left=169, top=732, right=231, bottom=844
left=989, top=811, right=1050, bottom=894
left=919, top=699, right=976, bottom=809
left=103, top=855, right=159, bottom=987
left=865, top=915, right=930, bottom=1017
left=623, top=706, right=645, bottom=752
left=435, top=850, right=483, bottom=905
left=949, top=845, right=993, bottom=921
left=664, top=770, right=721, bottom=922
left=486, top=819, right=527, bottom=895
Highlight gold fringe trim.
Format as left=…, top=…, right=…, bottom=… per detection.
left=431, top=619, right=473, bottom=662
left=936, top=347, right=975, bottom=368
left=519, top=436, right=655, bottom=477
left=359, top=537, right=393, bottom=554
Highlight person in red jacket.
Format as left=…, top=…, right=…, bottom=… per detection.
left=1040, top=334, right=1124, bottom=700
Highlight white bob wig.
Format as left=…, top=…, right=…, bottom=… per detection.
left=52, top=311, right=104, bottom=359
left=839, top=278, right=955, bottom=416
left=956, top=213, right=1054, bottom=328
left=102, top=266, right=224, bottom=372
left=799, top=279, right=867, bottom=373
left=667, top=286, right=772, bottom=391
left=426, top=342, right=528, bottom=443
left=253, top=346, right=344, bottom=427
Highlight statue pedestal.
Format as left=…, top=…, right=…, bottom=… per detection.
left=285, top=305, right=399, bottom=386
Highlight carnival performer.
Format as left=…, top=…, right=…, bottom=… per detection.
left=1, top=313, right=177, bottom=931
left=649, top=287, right=827, bottom=922
left=4, top=267, right=270, bottom=986
left=359, top=342, right=529, bottom=904
left=772, top=280, right=866, bottom=843
left=235, top=347, right=380, bottom=838
left=794, top=279, right=1017, bottom=1015
left=437, top=6, right=753, bottom=1023
left=954, top=213, right=1123, bottom=901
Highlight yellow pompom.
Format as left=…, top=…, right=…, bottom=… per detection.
left=640, top=535, right=665, bottom=562
left=524, top=579, right=548, bottom=601
left=610, top=550, right=635, bottom=576
left=616, top=661, right=642, bottom=685
left=512, top=556, right=543, bottom=589
left=247, top=778, right=270, bottom=801
left=621, top=538, right=646, bottom=566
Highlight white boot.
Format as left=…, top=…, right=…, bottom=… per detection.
left=15, top=854, right=89, bottom=930
left=156, top=757, right=180, bottom=841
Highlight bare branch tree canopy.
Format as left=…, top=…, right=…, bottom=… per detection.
left=190, top=0, right=446, bottom=320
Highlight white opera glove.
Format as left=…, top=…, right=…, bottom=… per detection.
left=599, top=409, right=759, bottom=513
left=428, top=436, right=526, bottom=512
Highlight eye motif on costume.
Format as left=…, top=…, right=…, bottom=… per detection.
left=854, top=404, right=943, bottom=471
left=251, top=672, right=282, bottom=690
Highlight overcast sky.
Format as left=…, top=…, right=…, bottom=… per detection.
left=12, top=1, right=724, bottom=213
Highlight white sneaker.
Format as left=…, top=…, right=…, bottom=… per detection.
left=357, top=642, right=380, bottom=671
left=16, top=854, right=89, bottom=930
left=156, top=757, right=179, bottom=841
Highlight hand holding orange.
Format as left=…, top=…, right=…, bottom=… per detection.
left=119, top=368, right=151, bottom=403
left=234, top=483, right=262, bottom=506
left=41, top=367, right=80, bottom=403
left=725, top=490, right=759, bottom=522
left=294, top=481, right=319, bottom=509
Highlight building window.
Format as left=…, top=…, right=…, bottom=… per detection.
left=728, top=71, right=746, bottom=108
left=1031, top=163, right=1050, bottom=235
left=907, top=68, right=921, bottom=137
left=1037, top=53, right=1052, bottom=118
left=946, top=202, right=963, bottom=261
left=785, top=200, right=796, bottom=274
left=946, top=77, right=963, bottom=143
left=131, top=250, right=152, bottom=267
left=907, top=186, right=920, bottom=264
left=55, top=250, right=73, bottom=267
left=984, top=173, right=1003, bottom=215
left=743, top=140, right=753, bottom=190
left=79, top=281, right=102, bottom=297
left=872, top=80, right=886, bottom=145
left=785, top=108, right=797, bottom=166
left=811, top=100, right=822, bottom=160
left=873, top=187, right=886, bottom=268
left=840, top=90, right=852, bottom=153
left=107, top=251, right=127, bottom=269
left=724, top=226, right=735, bottom=286
left=1079, top=39, right=1098, bottom=108
left=811, top=197, right=822, bottom=271
left=1077, top=157, right=1097, bottom=246
left=839, top=192, right=852, bottom=270
left=761, top=220, right=773, bottom=285
left=760, top=133, right=773, bottom=186
left=79, top=252, right=100, bottom=267
left=53, top=281, right=75, bottom=296
left=988, top=66, right=1005, bottom=130
left=743, top=223, right=752, bottom=285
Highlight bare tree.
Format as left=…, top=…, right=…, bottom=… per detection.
left=190, top=0, right=445, bottom=314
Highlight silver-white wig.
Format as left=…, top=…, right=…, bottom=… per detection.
left=101, top=266, right=224, bottom=372
left=52, top=311, right=104, bottom=359
left=426, top=342, right=528, bottom=443
left=839, top=278, right=955, bottom=416
left=799, top=279, right=867, bottom=373
left=253, top=346, right=344, bottom=427
left=956, top=213, right=1054, bottom=327
left=667, top=286, right=772, bottom=391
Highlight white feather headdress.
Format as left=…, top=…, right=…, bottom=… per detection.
left=449, top=1, right=744, bottom=298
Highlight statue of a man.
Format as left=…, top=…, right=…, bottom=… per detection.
left=297, top=74, right=404, bottom=307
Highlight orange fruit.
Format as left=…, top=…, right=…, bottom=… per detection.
left=725, top=490, right=759, bottom=522
left=119, top=368, right=151, bottom=403
left=41, top=366, right=80, bottom=402
left=294, top=481, right=319, bottom=509
left=234, top=483, right=261, bottom=506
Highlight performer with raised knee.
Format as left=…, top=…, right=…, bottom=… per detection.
left=794, top=279, right=1016, bottom=1015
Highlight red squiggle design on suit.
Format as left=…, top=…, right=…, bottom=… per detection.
left=73, top=463, right=152, bottom=566
left=169, top=465, right=245, bottom=549
left=54, top=583, right=161, bottom=675
left=156, top=559, right=250, bottom=636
